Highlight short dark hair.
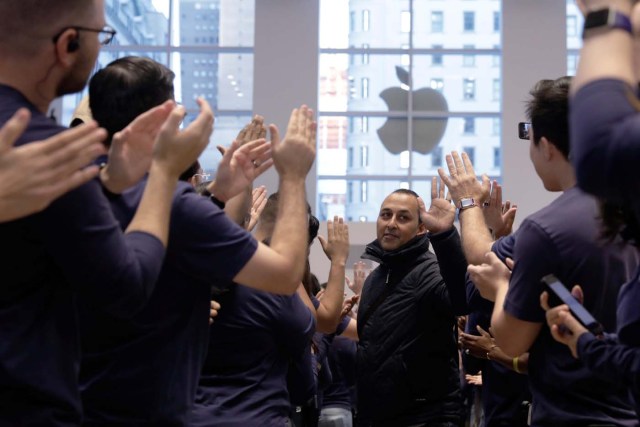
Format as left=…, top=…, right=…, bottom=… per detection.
left=89, top=56, right=175, bottom=145
left=260, top=192, right=317, bottom=243
left=525, top=76, right=571, bottom=159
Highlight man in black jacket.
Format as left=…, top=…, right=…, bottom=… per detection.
left=356, top=183, right=469, bottom=426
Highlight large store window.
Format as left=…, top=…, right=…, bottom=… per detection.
left=566, top=0, right=583, bottom=76
left=58, top=0, right=255, bottom=176
left=317, top=0, right=502, bottom=221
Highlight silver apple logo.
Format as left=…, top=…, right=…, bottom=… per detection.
left=377, top=66, right=449, bottom=155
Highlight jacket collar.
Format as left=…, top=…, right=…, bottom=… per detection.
left=361, top=234, right=430, bottom=268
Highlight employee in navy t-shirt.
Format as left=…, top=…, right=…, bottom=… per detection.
left=77, top=57, right=319, bottom=425
left=0, top=2, right=215, bottom=425
left=542, top=0, right=640, bottom=418
left=442, top=77, right=638, bottom=426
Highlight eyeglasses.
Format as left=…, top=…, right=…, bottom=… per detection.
left=52, top=25, right=117, bottom=46
left=518, top=122, right=531, bottom=140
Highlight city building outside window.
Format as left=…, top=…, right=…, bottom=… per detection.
left=463, top=11, right=475, bottom=32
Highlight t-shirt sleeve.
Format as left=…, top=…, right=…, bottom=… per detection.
left=571, top=79, right=640, bottom=202
left=503, top=220, right=558, bottom=323
left=578, top=333, right=640, bottom=391
left=32, top=177, right=165, bottom=317
left=168, top=190, right=258, bottom=284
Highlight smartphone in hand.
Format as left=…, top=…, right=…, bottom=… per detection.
left=541, top=274, right=604, bottom=336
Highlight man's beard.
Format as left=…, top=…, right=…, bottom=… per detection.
left=56, top=65, right=90, bottom=97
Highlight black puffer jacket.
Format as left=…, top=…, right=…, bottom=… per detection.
left=356, top=228, right=467, bottom=426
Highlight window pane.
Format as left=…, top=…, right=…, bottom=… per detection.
left=105, top=0, right=169, bottom=46
left=177, top=0, right=255, bottom=47
left=566, top=0, right=584, bottom=75
left=463, top=11, right=475, bottom=32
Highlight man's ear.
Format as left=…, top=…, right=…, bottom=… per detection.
left=417, top=222, right=427, bottom=236
left=53, top=28, right=79, bottom=68
left=539, top=136, right=554, bottom=161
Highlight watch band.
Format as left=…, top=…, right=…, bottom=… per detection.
left=583, top=8, right=632, bottom=39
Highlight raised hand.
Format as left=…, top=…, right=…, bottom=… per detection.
left=270, top=105, right=317, bottom=180
left=482, top=180, right=517, bottom=239
left=209, top=138, right=273, bottom=202
left=236, top=115, right=267, bottom=147
left=318, top=216, right=350, bottom=264
left=418, top=176, right=455, bottom=234
left=438, top=151, right=490, bottom=208
left=152, top=97, right=214, bottom=179
left=467, top=252, right=513, bottom=301
left=101, top=100, right=175, bottom=193
left=245, top=186, right=268, bottom=231
left=0, top=108, right=106, bottom=222
left=347, top=260, right=370, bottom=295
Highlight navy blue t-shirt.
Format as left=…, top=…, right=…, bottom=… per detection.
left=0, top=85, right=166, bottom=426
left=322, top=335, right=357, bottom=411
left=190, top=285, right=315, bottom=426
left=500, top=186, right=637, bottom=426
left=78, top=179, right=257, bottom=425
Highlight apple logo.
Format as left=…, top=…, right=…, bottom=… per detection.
left=377, top=66, right=449, bottom=155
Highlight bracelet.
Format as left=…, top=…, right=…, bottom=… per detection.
left=512, top=356, right=521, bottom=374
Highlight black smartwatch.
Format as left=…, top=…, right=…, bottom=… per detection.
left=583, top=8, right=632, bottom=39
left=199, top=188, right=226, bottom=209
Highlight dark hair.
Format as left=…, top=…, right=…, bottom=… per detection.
left=179, top=161, right=201, bottom=183
left=260, top=192, right=318, bottom=243
left=525, top=76, right=571, bottom=159
left=599, top=201, right=640, bottom=247
left=89, top=56, right=175, bottom=145
left=390, top=188, right=422, bottom=223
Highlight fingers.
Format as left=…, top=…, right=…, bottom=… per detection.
left=268, top=123, right=281, bottom=149
left=571, top=284, right=584, bottom=305
left=0, top=108, right=31, bottom=152
left=461, top=151, right=475, bottom=175
left=44, top=165, right=101, bottom=201
left=437, top=167, right=452, bottom=189
left=431, top=177, right=437, bottom=200
left=476, top=325, right=491, bottom=338
left=159, top=105, right=187, bottom=138
left=540, top=291, right=551, bottom=311
left=417, top=196, right=427, bottom=214
left=505, top=257, right=515, bottom=270
left=317, top=235, right=328, bottom=252
left=287, top=108, right=300, bottom=137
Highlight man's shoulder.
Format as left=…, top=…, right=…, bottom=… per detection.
left=0, top=87, right=65, bottom=146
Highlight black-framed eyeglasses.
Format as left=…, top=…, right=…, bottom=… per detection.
left=518, top=122, right=531, bottom=140
left=52, top=25, right=117, bottom=46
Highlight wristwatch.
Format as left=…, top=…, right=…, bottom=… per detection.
left=458, top=197, right=477, bottom=211
left=583, top=8, right=632, bottom=39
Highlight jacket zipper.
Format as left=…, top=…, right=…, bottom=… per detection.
left=385, top=268, right=391, bottom=285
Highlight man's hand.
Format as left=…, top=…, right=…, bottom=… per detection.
left=209, top=300, right=221, bottom=325
left=483, top=180, right=517, bottom=239
left=152, top=97, right=214, bottom=179
left=208, top=138, right=273, bottom=202
left=341, top=294, right=359, bottom=318
left=236, top=115, right=267, bottom=146
left=270, top=105, right=317, bottom=180
left=346, top=261, right=369, bottom=295
left=318, top=216, right=350, bottom=264
left=418, top=176, right=455, bottom=234
left=467, top=252, right=512, bottom=301
left=100, top=100, right=175, bottom=193
left=245, top=185, right=268, bottom=231
left=460, top=325, right=498, bottom=360
left=438, top=151, right=490, bottom=207
left=0, top=108, right=106, bottom=222
left=540, top=284, right=588, bottom=358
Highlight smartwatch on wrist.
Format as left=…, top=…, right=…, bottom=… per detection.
left=458, top=197, right=477, bottom=211
left=582, top=8, right=632, bottom=39
left=199, top=188, right=226, bottom=209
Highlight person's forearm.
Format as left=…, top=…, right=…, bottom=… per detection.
left=267, top=178, right=309, bottom=293
left=317, top=258, right=346, bottom=333
left=573, top=1, right=634, bottom=95
left=459, top=207, right=494, bottom=265
left=223, top=186, right=251, bottom=227
left=430, top=227, right=469, bottom=316
left=578, top=333, right=640, bottom=387
left=125, top=162, right=177, bottom=246
left=489, top=347, right=529, bottom=374
left=490, top=285, right=512, bottom=353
